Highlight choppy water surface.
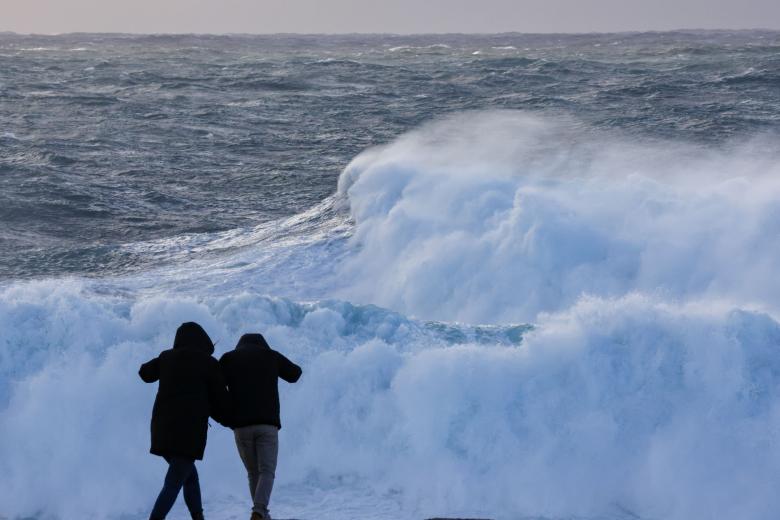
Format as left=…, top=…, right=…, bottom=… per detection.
left=1, top=31, right=778, bottom=278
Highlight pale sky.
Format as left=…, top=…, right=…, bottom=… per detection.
left=4, top=0, right=780, bottom=34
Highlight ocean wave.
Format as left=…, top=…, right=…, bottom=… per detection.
left=388, top=44, right=453, bottom=53
left=335, top=111, right=780, bottom=323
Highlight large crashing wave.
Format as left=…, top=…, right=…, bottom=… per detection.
left=337, top=111, right=780, bottom=323
left=2, top=111, right=780, bottom=520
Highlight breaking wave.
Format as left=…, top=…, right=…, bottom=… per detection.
left=337, top=111, right=780, bottom=323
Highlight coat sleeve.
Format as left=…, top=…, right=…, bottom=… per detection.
left=207, top=358, right=233, bottom=427
left=139, top=356, right=160, bottom=383
left=276, top=351, right=302, bottom=383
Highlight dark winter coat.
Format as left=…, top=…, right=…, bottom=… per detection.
left=139, top=322, right=231, bottom=460
left=219, top=333, right=302, bottom=429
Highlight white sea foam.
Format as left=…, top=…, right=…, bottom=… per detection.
left=2, top=111, right=780, bottom=520
left=388, top=44, right=452, bottom=53
left=337, top=111, right=780, bottom=323
left=2, top=282, right=779, bottom=519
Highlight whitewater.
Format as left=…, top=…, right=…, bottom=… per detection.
left=2, top=32, right=780, bottom=520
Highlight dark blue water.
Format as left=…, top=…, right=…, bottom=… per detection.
left=1, top=30, right=779, bottom=279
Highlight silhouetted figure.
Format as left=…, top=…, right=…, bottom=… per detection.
left=139, top=322, right=231, bottom=520
left=219, top=333, right=302, bottom=520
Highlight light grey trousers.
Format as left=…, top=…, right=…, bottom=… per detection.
left=234, top=424, right=279, bottom=517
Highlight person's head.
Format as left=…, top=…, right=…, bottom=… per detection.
left=236, top=333, right=270, bottom=349
left=172, top=322, right=214, bottom=355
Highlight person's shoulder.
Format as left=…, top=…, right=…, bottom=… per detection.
left=271, top=348, right=295, bottom=365
left=219, top=350, right=235, bottom=363
left=158, top=348, right=175, bottom=359
left=189, top=351, right=220, bottom=373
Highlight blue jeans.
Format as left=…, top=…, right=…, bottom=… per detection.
left=149, top=456, right=203, bottom=519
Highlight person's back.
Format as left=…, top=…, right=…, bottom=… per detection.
left=219, top=333, right=302, bottom=429
left=219, top=333, right=301, bottom=520
left=139, top=321, right=230, bottom=520
left=146, top=347, right=221, bottom=450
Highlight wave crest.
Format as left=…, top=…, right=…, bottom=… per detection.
left=337, top=111, right=780, bottom=323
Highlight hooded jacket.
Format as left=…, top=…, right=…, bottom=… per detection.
left=219, top=333, right=302, bottom=429
left=139, top=322, right=231, bottom=460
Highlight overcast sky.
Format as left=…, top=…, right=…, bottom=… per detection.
left=4, top=0, right=780, bottom=34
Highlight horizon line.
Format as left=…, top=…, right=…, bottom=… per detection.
left=2, top=27, right=779, bottom=38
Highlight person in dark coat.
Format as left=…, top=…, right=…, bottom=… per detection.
left=139, top=322, right=231, bottom=520
left=219, top=333, right=302, bottom=520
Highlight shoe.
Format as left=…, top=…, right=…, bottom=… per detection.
left=191, top=512, right=205, bottom=520
left=250, top=513, right=264, bottom=520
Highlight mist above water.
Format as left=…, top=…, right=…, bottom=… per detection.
left=338, top=111, right=780, bottom=323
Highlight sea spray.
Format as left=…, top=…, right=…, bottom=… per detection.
left=337, top=111, right=780, bottom=323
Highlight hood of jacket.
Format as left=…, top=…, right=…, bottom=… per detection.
left=235, top=333, right=271, bottom=350
left=173, top=322, right=214, bottom=355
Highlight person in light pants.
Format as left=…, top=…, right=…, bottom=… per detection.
left=234, top=424, right=281, bottom=518
left=220, top=333, right=302, bottom=520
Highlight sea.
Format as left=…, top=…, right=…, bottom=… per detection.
left=1, top=30, right=780, bottom=520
